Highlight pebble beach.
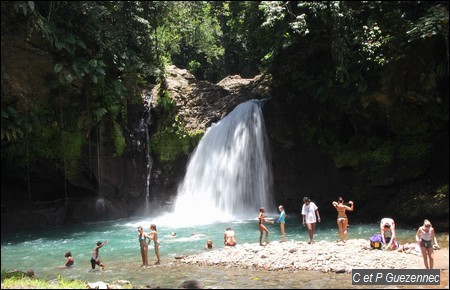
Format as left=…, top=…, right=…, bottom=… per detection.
left=177, top=239, right=447, bottom=274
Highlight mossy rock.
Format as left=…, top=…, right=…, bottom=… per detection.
left=1, top=270, right=34, bottom=280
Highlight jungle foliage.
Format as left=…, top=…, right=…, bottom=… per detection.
left=258, top=1, right=448, bottom=178
left=1, top=1, right=448, bottom=189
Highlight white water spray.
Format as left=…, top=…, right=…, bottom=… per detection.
left=168, top=99, right=273, bottom=226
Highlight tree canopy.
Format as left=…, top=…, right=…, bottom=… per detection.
left=1, top=1, right=448, bottom=186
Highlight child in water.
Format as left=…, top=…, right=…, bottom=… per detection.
left=205, top=239, right=213, bottom=250
left=90, top=240, right=107, bottom=270
left=57, top=251, right=74, bottom=268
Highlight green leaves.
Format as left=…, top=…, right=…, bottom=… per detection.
left=12, top=1, right=35, bottom=16
left=406, top=4, right=449, bottom=42
left=54, top=63, right=63, bottom=74
left=1, top=105, right=25, bottom=142
left=93, top=108, right=108, bottom=123
left=55, top=58, right=106, bottom=85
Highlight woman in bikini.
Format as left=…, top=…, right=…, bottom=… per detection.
left=332, top=197, right=354, bottom=243
left=149, top=224, right=161, bottom=265
left=258, top=207, right=274, bottom=246
left=137, top=226, right=151, bottom=267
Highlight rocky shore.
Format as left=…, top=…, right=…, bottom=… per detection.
left=3, top=239, right=448, bottom=289
left=177, top=239, right=429, bottom=273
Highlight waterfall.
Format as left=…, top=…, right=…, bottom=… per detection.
left=140, top=90, right=153, bottom=215
left=172, top=99, right=274, bottom=225
left=95, top=123, right=106, bottom=219
left=97, top=123, right=103, bottom=195
left=95, top=197, right=106, bottom=213
left=143, top=128, right=151, bottom=215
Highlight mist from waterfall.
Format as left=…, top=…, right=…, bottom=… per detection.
left=169, top=99, right=274, bottom=226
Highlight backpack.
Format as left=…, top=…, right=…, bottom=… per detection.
left=369, top=233, right=383, bottom=249
left=385, top=237, right=399, bottom=250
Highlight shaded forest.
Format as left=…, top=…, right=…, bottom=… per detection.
left=1, top=1, right=448, bottom=230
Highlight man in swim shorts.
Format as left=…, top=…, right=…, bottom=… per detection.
left=90, top=240, right=107, bottom=269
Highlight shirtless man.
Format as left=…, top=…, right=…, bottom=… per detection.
left=90, top=240, right=107, bottom=269
left=224, top=226, right=236, bottom=246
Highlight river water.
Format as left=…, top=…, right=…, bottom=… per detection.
left=2, top=214, right=447, bottom=288
left=2, top=99, right=447, bottom=288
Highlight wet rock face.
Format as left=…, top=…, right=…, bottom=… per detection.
left=152, top=65, right=272, bottom=132
left=1, top=28, right=55, bottom=100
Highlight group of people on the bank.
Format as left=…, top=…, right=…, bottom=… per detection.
left=58, top=196, right=440, bottom=270
left=257, top=196, right=439, bottom=269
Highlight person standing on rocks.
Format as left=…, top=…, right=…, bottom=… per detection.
left=416, top=219, right=440, bottom=269
left=258, top=207, right=274, bottom=246
left=137, top=226, right=151, bottom=267
left=301, top=197, right=321, bottom=244
left=149, top=224, right=161, bottom=265
left=277, top=205, right=286, bottom=242
left=332, top=197, right=354, bottom=243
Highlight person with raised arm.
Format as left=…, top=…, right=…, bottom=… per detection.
left=332, top=197, right=354, bottom=243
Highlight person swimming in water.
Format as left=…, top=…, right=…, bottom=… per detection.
left=57, top=251, right=74, bottom=268
left=205, top=239, right=213, bottom=250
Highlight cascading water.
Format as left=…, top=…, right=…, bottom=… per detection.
left=139, top=90, right=153, bottom=215
left=96, top=122, right=105, bottom=218
left=171, top=99, right=274, bottom=225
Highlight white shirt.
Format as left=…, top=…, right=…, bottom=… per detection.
left=419, top=227, right=433, bottom=241
left=380, top=218, right=395, bottom=229
left=302, top=202, right=318, bottom=223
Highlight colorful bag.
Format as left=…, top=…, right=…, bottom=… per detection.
left=370, top=233, right=383, bottom=249
left=385, top=237, right=399, bottom=250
